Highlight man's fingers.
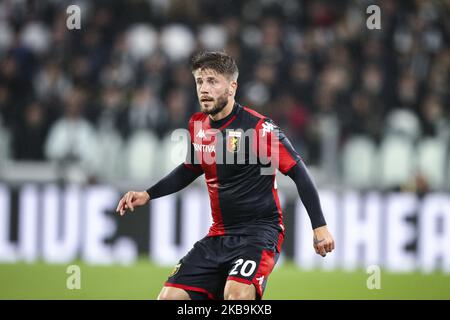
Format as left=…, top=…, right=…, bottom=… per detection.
left=313, top=241, right=328, bottom=257
left=313, top=244, right=320, bottom=254
left=316, top=243, right=326, bottom=257
left=326, top=240, right=335, bottom=252
left=125, top=192, right=134, bottom=211
left=116, top=197, right=125, bottom=212
left=118, top=198, right=128, bottom=216
left=117, top=192, right=135, bottom=216
left=327, top=241, right=335, bottom=252
left=316, top=245, right=326, bottom=257
left=313, top=227, right=335, bottom=257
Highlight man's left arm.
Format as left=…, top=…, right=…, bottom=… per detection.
left=286, top=160, right=335, bottom=257
left=257, top=118, right=335, bottom=257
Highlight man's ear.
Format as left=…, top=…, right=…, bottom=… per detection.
left=229, top=81, right=238, bottom=96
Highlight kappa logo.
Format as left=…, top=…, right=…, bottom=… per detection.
left=261, top=122, right=275, bottom=137
left=196, top=129, right=207, bottom=139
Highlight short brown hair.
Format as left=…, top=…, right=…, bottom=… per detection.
left=190, top=51, right=239, bottom=81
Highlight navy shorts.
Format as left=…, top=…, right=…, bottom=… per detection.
left=164, top=235, right=281, bottom=300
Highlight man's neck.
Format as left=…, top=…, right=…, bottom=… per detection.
left=209, top=99, right=235, bottom=122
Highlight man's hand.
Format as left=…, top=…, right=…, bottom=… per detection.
left=313, top=225, right=335, bottom=257
left=116, top=191, right=150, bottom=216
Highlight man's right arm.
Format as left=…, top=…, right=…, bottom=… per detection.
left=146, top=162, right=203, bottom=200
left=148, top=128, right=204, bottom=199
left=116, top=163, right=203, bottom=216
left=117, top=115, right=204, bottom=216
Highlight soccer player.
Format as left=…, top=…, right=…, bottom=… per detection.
left=116, top=51, right=335, bottom=300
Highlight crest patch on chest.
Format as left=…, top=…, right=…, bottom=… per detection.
left=226, top=130, right=241, bottom=153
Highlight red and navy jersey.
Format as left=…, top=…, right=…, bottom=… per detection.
left=185, top=103, right=301, bottom=249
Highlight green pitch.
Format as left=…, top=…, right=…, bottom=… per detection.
left=0, top=260, right=449, bottom=299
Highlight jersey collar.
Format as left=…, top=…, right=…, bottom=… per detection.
left=208, top=102, right=241, bottom=130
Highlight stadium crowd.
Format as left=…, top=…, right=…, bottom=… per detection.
left=0, top=0, right=448, bottom=191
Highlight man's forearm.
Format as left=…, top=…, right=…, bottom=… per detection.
left=146, top=163, right=203, bottom=200
left=286, top=160, right=326, bottom=229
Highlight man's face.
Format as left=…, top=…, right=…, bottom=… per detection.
left=193, top=68, right=236, bottom=116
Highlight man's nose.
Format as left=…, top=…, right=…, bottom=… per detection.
left=199, top=83, right=211, bottom=93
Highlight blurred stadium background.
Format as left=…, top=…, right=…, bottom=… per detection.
left=0, top=0, right=449, bottom=299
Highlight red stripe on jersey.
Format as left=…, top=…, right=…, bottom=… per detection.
left=202, top=118, right=226, bottom=236
left=164, top=282, right=215, bottom=300
left=272, top=176, right=285, bottom=252
left=185, top=113, right=207, bottom=170
left=206, top=171, right=226, bottom=236
left=217, top=115, right=237, bottom=131
left=276, top=138, right=299, bottom=173
left=243, top=106, right=265, bottom=119
left=252, top=250, right=276, bottom=299
left=187, top=113, right=226, bottom=236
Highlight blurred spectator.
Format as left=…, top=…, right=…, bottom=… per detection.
left=396, top=71, right=421, bottom=112
left=44, top=88, right=98, bottom=173
left=420, top=95, right=450, bottom=140
left=341, top=91, right=382, bottom=142
left=361, top=63, right=384, bottom=98
left=242, top=60, right=279, bottom=111
left=0, top=84, right=12, bottom=126
left=288, top=58, right=314, bottom=108
left=97, top=85, right=126, bottom=135
left=138, top=51, right=169, bottom=97
left=125, top=85, right=166, bottom=138
left=34, top=61, right=71, bottom=103
left=385, top=108, right=422, bottom=141
left=160, top=24, right=195, bottom=62
left=13, top=102, right=48, bottom=160
left=164, top=87, right=190, bottom=133
left=99, top=59, right=134, bottom=90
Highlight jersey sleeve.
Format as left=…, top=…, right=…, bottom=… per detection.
left=255, top=118, right=301, bottom=175
left=286, top=160, right=326, bottom=229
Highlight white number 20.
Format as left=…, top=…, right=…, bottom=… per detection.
left=229, top=259, right=257, bottom=277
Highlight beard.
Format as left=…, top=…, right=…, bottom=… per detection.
left=200, top=89, right=229, bottom=116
